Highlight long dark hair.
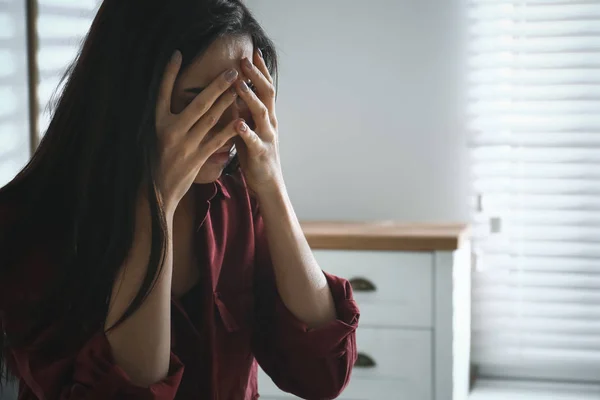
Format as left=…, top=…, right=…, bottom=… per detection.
left=0, top=0, right=277, bottom=385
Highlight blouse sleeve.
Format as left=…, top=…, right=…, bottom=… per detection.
left=9, top=332, right=184, bottom=400
left=251, top=211, right=360, bottom=400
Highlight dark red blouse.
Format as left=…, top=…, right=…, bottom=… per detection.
left=0, top=176, right=359, bottom=400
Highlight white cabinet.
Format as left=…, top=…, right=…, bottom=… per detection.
left=258, top=222, right=471, bottom=400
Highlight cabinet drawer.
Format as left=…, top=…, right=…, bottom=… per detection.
left=315, top=250, right=433, bottom=328
left=258, top=328, right=432, bottom=400
left=353, top=327, right=431, bottom=382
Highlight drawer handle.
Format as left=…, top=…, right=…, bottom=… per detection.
left=349, top=277, right=376, bottom=292
left=355, top=352, right=376, bottom=368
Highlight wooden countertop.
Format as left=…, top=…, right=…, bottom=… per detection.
left=301, top=221, right=469, bottom=252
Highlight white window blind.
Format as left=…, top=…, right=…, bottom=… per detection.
left=469, top=0, right=600, bottom=384
left=36, top=0, right=99, bottom=140
left=0, top=0, right=31, bottom=187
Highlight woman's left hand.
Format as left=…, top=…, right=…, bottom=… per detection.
left=234, top=50, right=283, bottom=195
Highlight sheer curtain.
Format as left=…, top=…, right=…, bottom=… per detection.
left=468, top=0, right=600, bottom=385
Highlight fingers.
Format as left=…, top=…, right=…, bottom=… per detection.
left=235, top=79, right=273, bottom=138
left=187, top=88, right=238, bottom=145
left=241, top=55, right=275, bottom=112
left=235, top=119, right=264, bottom=154
left=253, top=49, right=274, bottom=85
left=196, top=119, right=243, bottom=162
left=156, top=50, right=182, bottom=122
left=178, top=68, right=239, bottom=131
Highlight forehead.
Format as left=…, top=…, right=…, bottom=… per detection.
left=180, top=35, right=254, bottom=85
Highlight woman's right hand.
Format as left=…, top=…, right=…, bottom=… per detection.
left=155, top=50, right=240, bottom=213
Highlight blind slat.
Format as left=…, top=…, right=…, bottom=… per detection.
left=477, top=242, right=600, bottom=257
left=469, top=4, right=600, bottom=21
left=471, top=36, right=600, bottom=53
left=474, top=194, right=600, bottom=210
left=474, top=179, right=600, bottom=195
left=470, top=70, right=600, bottom=85
left=38, top=15, right=95, bottom=37
left=474, top=163, right=600, bottom=179
left=474, top=255, right=599, bottom=272
left=470, top=20, right=600, bottom=36
left=470, top=83, right=600, bottom=100
left=472, top=147, right=600, bottom=162
left=474, top=270, right=600, bottom=288
left=473, top=301, right=600, bottom=319
left=473, top=226, right=600, bottom=242
left=473, top=349, right=600, bottom=364
left=473, top=286, right=600, bottom=303
left=473, top=335, right=600, bottom=353
left=471, top=0, right=600, bottom=4
left=469, top=53, right=600, bottom=69
left=470, top=116, right=600, bottom=132
left=472, top=317, right=600, bottom=334
left=471, top=133, right=600, bottom=147
left=470, top=102, right=600, bottom=116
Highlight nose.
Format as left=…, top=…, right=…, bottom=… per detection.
left=217, top=96, right=252, bottom=131
left=211, top=91, right=253, bottom=133
left=234, top=95, right=253, bottom=122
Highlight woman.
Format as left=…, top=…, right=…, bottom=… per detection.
left=0, top=0, right=359, bottom=399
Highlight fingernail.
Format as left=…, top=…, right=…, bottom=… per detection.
left=239, top=120, right=248, bottom=132
left=229, top=87, right=238, bottom=97
left=225, top=69, right=238, bottom=82
left=242, top=58, right=253, bottom=70
left=257, top=48, right=263, bottom=58
left=171, top=50, right=181, bottom=64
left=240, top=81, right=250, bottom=92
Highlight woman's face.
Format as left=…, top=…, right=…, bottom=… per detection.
left=170, top=35, right=255, bottom=184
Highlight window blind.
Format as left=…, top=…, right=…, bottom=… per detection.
left=468, top=0, right=600, bottom=384
left=36, top=0, right=98, bottom=140
left=0, top=1, right=31, bottom=186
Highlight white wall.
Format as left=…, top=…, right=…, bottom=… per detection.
left=248, top=0, right=468, bottom=222
left=0, top=0, right=31, bottom=188
left=1, top=0, right=469, bottom=223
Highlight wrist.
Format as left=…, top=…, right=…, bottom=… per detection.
left=254, top=176, right=286, bottom=199
left=255, top=180, right=290, bottom=216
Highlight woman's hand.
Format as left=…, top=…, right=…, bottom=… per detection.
left=234, top=50, right=284, bottom=195
left=155, top=50, right=240, bottom=213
